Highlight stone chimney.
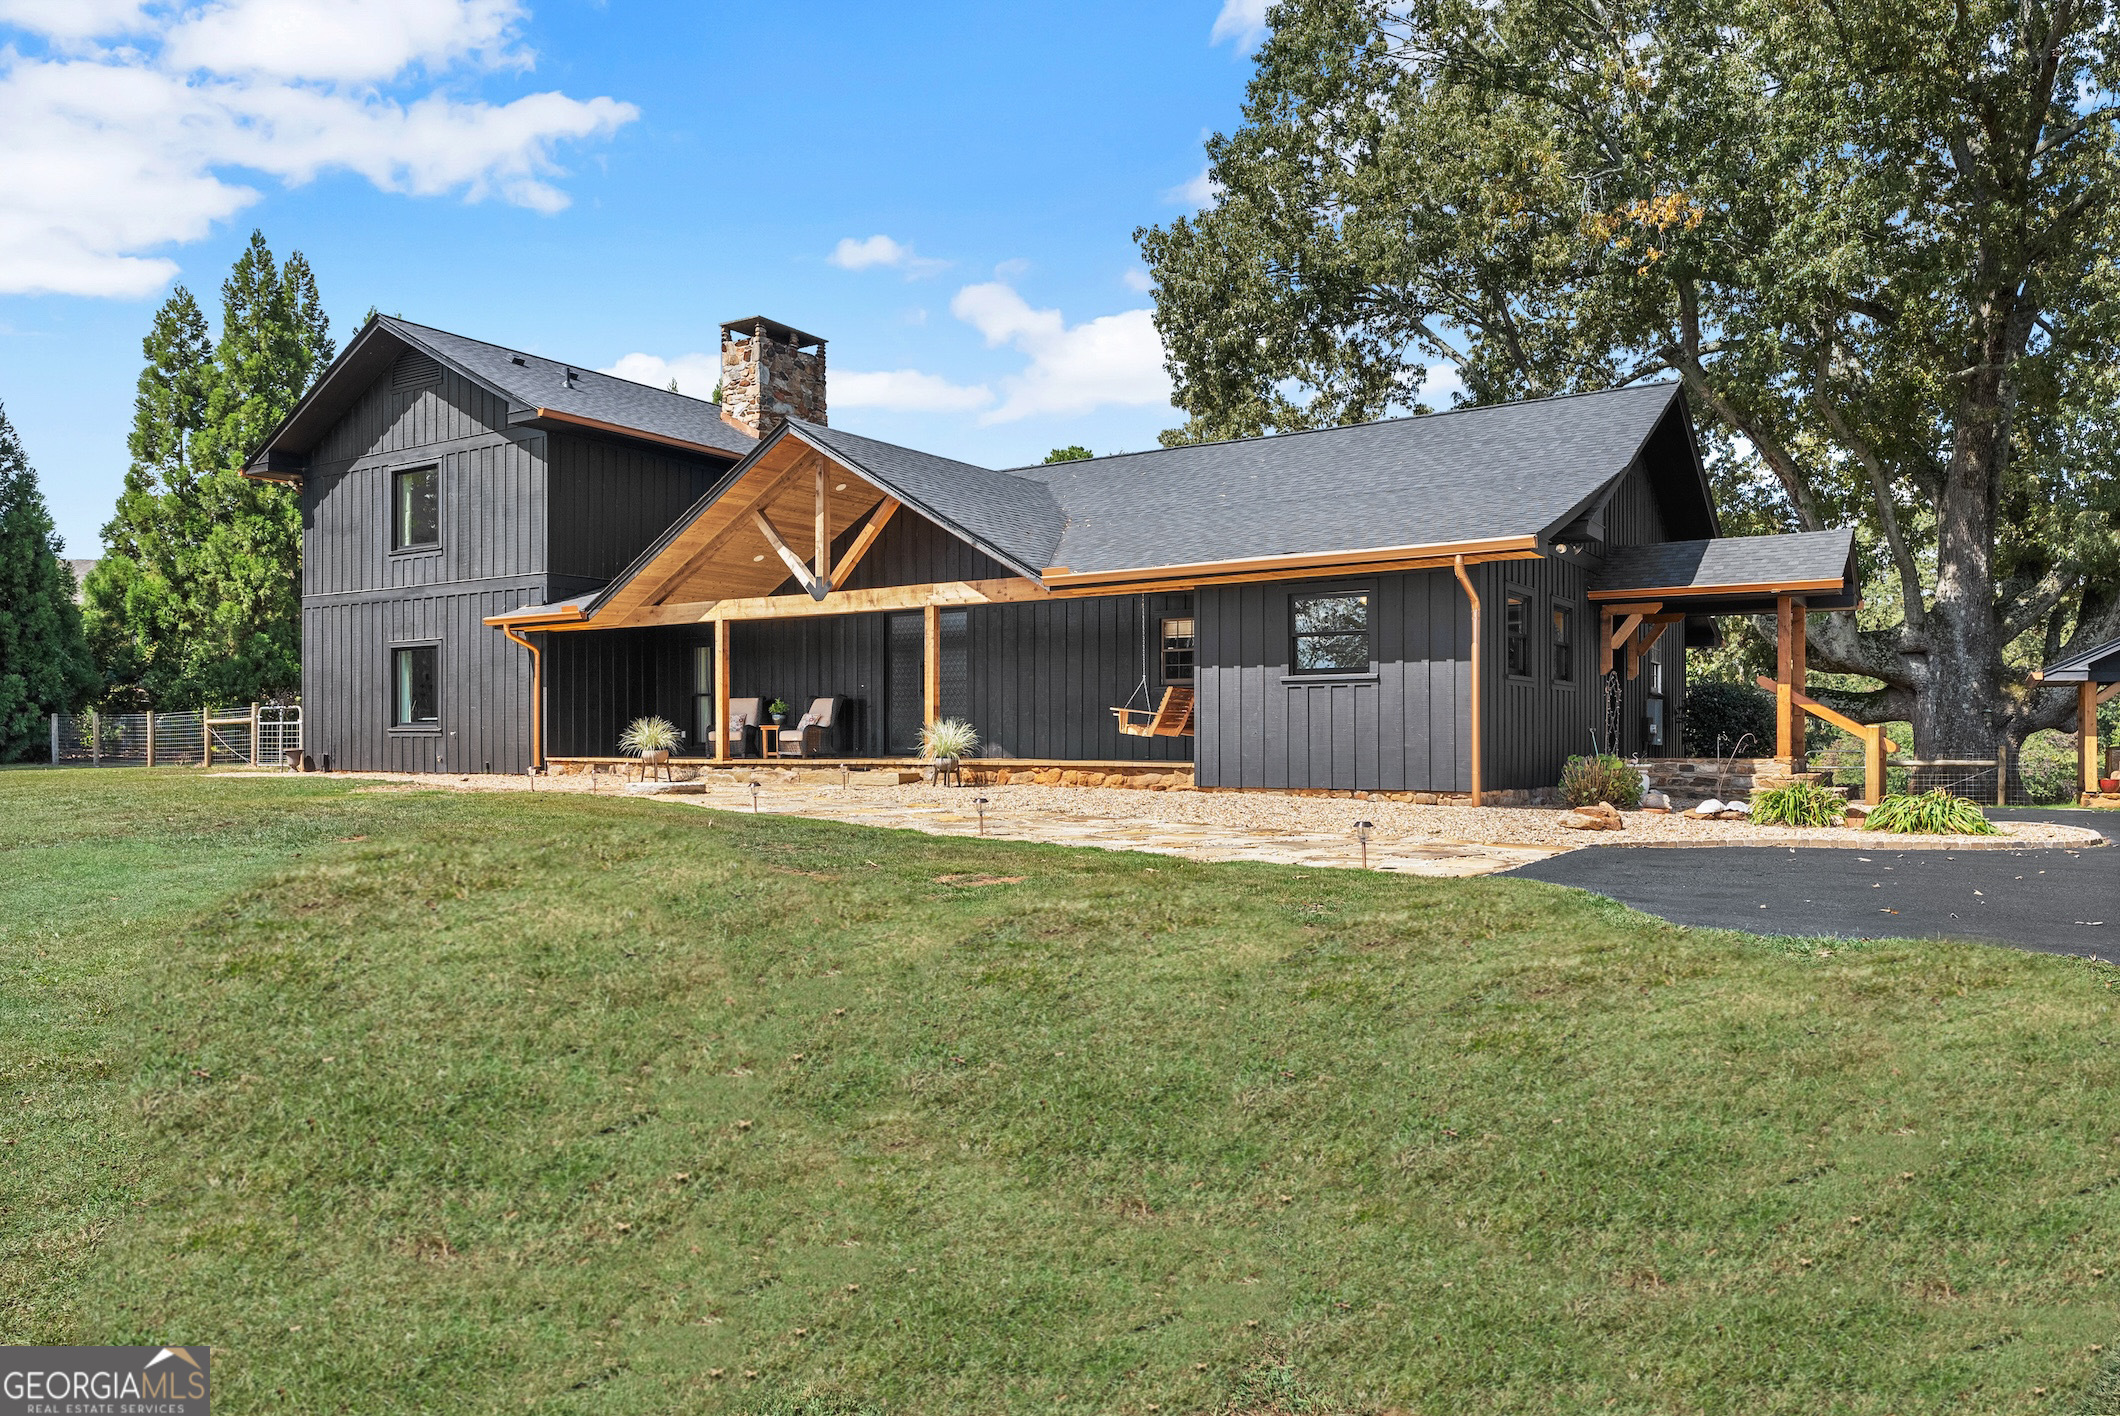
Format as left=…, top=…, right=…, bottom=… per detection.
left=719, top=316, right=826, bottom=439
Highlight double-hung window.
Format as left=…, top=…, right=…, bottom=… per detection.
left=1505, top=589, right=1533, bottom=679
left=1161, top=617, right=1196, bottom=683
left=1552, top=601, right=1576, bottom=685
left=393, top=466, right=439, bottom=551
left=1291, top=592, right=1371, bottom=673
left=392, top=645, right=439, bottom=727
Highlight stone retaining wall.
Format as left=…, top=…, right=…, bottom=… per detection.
left=1637, top=757, right=1806, bottom=798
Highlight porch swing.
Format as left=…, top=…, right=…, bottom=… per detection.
left=1110, top=595, right=1196, bottom=738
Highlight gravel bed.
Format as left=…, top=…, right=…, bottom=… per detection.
left=256, top=770, right=2105, bottom=850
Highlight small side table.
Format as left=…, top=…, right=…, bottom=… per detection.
left=756, top=724, right=782, bottom=758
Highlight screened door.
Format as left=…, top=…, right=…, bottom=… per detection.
left=885, top=611, right=969, bottom=755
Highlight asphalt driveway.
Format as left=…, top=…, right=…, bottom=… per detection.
left=1504, top=809, right=2120, bottom=961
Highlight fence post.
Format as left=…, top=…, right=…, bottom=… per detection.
left=145, top=710, right=156, bottom=768
left=1996, top=742, right=2009, bottom=807
left=50, top=712, right=58, bottom=764
left=90, top=709, right=99, bottom=766
left=250, top=703, right=260, bottom=766
left=202, top=708, right=211, bottom=768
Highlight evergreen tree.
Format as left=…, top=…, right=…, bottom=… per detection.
left=83, top=286, right=212, bottom=707
left=85, top=231, right=332, bottom=708
left=0, top=402, right=98, bottom=760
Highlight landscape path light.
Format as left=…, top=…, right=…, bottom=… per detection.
left=973, top=797, right=989, bottom=836
left=1354, top=820, right=1374, bottom=870
left=748, top=777, right=762, bottom=813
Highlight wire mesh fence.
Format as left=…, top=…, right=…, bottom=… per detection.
left=49, top=705, right=300, bottom=767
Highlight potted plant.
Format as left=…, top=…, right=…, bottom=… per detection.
left=618, top=715, right=681, bottom=770
left=768, top=698, right=790, bottom=727
left=919, top=717, right=979, bottom=783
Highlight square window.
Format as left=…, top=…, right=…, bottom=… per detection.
left=393, top=466, right=439, bottom=550
left=1505, top=590, right=1532, bottom=678
left=1552, top=601, right=1576, bottom=684
left=1292, top=592, right=1370, bottom=673
left=393, top=645, right=438, bottom=726
left=1161, top=617, right=1196, bottom=683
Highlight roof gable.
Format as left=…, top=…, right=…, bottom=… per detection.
left=245, top=316, right=756, bottom=477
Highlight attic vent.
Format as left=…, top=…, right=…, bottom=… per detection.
left=391, top=352, right=441, bottom=392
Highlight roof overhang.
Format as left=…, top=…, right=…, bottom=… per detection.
left=2033, top=634, right=2120, bottom=684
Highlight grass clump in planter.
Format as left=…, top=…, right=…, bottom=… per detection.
left=1864, top=788, right=2000, bottom=835
left=1559, top=754, right=1643, bottom=809
left=617, top=715, right=681, bottom=757
left=919, top=717, right=980, bottom=761
left=1751, top=780, right=1847, bottom=827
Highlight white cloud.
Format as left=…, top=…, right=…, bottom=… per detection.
left=602, top=350, right=993, bottom=415
left=1122, top=267, right=1155, bottom=293
left=1163, top=164, right=1221, bottom=208
left=1210, top=0, right=1270, bottom=47
left=0, top=0, right=637, bottom=297
left=829, top=233, right=948, bottom=277
left=1418, top=362, right=1466, bottom=405
left=949, top=282, right=1171, bottom=423
left=832, top=369, right=992, bottom=414
left=163, top=0, right=529, bottom=82
left=600, top=351, right=723, bottom=397
left=0, top=0, right=149, bottom=41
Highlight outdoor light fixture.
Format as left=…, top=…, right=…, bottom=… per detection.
left=840, top=764, right=850, bottom=791
left=1353, top=820, right=1374, bottom=870
left=748, top=777, right=762, bottom=813
left=973, top=797, right=989, bottom=836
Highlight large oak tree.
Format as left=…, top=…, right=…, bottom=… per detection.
left=1139, top=0, right=2120, bottom=758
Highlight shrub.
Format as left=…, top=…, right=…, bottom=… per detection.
left=618, top=715, right=681, bottom=756
left=1682, top=679, right=1774, bottom=756
left=919, top=717, right=980, bottom=760
left=1751, top=781, right=1846, bottom=827
left=1560, top=754, right=1643, bottom=809
left=1864, top=789, right=2000, bottom=836
left=2016, top=730, right=2082, bottom=805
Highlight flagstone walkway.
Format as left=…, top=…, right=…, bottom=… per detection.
left=643, top=781, right=1561, bottom=877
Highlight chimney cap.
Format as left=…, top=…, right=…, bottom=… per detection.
left=720, top=316, right=826, bottom=351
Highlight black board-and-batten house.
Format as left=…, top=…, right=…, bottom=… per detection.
left=246, top=314, right=1859, bottom=799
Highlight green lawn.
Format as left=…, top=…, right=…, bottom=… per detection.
left=3, top=768, right=2117, bottom=1415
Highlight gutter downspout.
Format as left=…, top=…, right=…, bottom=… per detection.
left=1453, top=554, right=1483, bottom=807
left=501, top=625, right=544, bottom=772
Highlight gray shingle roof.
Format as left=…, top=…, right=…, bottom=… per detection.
left=1008, top=382, right=1687, bottom=574
left=2041, top=633, right=2120, bottom=682
left=1591, top=529, right=1856, bottom=599
left=789, top=420, right=1064, bottom=579
left=381, top=318, right=756, bottom=459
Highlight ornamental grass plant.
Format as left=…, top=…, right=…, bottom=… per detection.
left=1865, top=788, right=2001, bottom=835
left=1559, top=753, right=1643, bottom=808
left=1751, top=780, right=1848, bottom=828
left=616, top=715, right=681, bottom=757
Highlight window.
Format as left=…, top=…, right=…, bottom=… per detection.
left=1645, top=696, right=1667, bottom=747
left=1505, top=589, right=1532, bottom=678
left=1649, top=650, right=1666, bottom=696
left=1552, top=601, right=1576, bottom=685
left=392, top=645, right=438, bottom=727
left=1291, top=592, right=1370, bottom=673
left=393, top=466, right=439, bottom=550
left=1161, top=617, right=1196, bottom=683
left=693, top=644, right=714, bottom=746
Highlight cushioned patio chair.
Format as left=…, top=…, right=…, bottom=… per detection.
left=717, top=697, right=765, bottom=756
left=775, top=697, right=843, bottom=757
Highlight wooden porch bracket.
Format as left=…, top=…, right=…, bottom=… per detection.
left=1625, top=615, right=1682, bottom=681
left=752, top=509, right=827, bottom=600
left=1753, top=674, right=1897, bottom=804
left=831, top=497, right=900, bottom=588
left=635, top=463, right=807, bottom=611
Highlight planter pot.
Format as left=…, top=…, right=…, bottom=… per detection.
left=642, top=749, right=670, bottom=765
left=2102, top=778, right=2119, bottom=793
left=770, top=715, right=787, bottom=727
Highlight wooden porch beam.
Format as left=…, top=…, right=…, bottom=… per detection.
left=2086, top=681, right=2103, bottom=796
left=704, top=578, right=1048, bottom=623
left=632, top=462, right=806, bottom=610
left=752, top=509, right=827, bottom=600
left=1774, top=595, right=1807, bottom=767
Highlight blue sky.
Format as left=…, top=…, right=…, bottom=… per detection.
left=0, top=0, right=1274, bottom=553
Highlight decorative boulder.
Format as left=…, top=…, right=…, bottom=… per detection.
left=1640, top=789, right=1672, bottom=811
left=1688, top=798, right=1726, bottom=819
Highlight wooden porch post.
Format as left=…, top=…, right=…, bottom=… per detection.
left=923, top=602, right=941, bottom=726
left=1453, top=555, right=1483, bottom=807
left=2085, top=681, right=2102, bottom=797
left=1863, top=725, right=1886, bottom=806
left=1775, top=595, right=1807, bottom=770
left=714, top=616, right=731, bottom=763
